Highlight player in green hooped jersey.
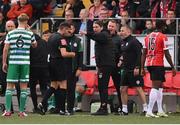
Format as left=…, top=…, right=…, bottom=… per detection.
left=2, top=13, right=37, bottom=117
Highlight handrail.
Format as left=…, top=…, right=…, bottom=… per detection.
left=37, top=17, right=180, bottom=69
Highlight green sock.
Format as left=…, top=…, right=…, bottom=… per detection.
left=5, top=89, right=13, bottom=112
left=77, top=93, right=82, bottom=102
left=19, top=89, right=28, bottom=112
left=48, top=96, right=55, bottom=109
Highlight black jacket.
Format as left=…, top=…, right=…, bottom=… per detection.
left=86, top=30, right=116, bottom=67
left=30, top=34, right=49, bottom=68
left=120, top=35, right=142, bottom=70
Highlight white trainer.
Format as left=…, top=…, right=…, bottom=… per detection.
left=157, top=112, right=168, bottom=117
left=145, top=113, right=159, bottom=118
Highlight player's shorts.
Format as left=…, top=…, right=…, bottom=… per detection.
left=120, top=68, right=144, bottom=87
left=7, top=64, right=29, bottom=83
left=49, top=59, right=66, bottom=81
left=147, top=66, right=165, bottom=82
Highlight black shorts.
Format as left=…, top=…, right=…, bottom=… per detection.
left=147, top=66, right=165, bottom=82
left=49, top=59, right=66, bottom=81
left=120, top=69, right=144, bottom=87
left=30, top=67, right=50, bottom=81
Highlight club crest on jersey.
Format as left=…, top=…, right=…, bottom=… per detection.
left=61, top=39, right=67, bottom=45
left=16, top=35, right=24, bottom=48
left=136, top=80, right=140, bottom=85
left=73, top=43, right=77, bottom=47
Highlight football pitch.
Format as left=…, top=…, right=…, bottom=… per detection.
left=1, top=112, right=180, bottom=124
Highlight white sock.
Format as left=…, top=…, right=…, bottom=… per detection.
left=147, top=88, right=158, bottom=114
left=157, top=88, right=164, bottom=113
left=122, top=105, right=128, bottom=113
left=143, top=103, right=148, bottom=112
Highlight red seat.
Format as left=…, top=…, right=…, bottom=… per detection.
left=143, top=72, right=152, bottom=88
left=80, top=71, right=96, bottom=88
left=84, top=88, right=95, bottom=95
left=163, top=71, right=173, bottom=88
left=108, top=76, right=115, bottom=88
left=172, top=72, right=180, bottom=89
left=128, top=88, right=137, bottom=95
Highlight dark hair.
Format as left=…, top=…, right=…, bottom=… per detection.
left=155, top=20, right=166, bottom=31
left=108, top=19, right=117, bottom=24
left=59, top=21, right=71, bottom=29
left=93, top=20, right=103, bottom=27
left=146, top=19, right=152, bottom=23
left=168, top=9, right=176, bottom=15
left=42, top=30, right=51, bottom=35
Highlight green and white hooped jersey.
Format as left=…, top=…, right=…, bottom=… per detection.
left=5, top=28, right=35, bottom=65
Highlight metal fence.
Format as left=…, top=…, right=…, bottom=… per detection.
left=30, top=17, right=180, bottom=69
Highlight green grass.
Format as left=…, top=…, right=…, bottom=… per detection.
left=1, top=112, right=180, bottom=124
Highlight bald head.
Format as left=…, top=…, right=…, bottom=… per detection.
left=6, top=20, right=16, bottom=32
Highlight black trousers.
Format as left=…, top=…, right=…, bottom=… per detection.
left=66, top=68, right=78, bottom=112
left=97, top=66, right=121, bottom=108
left=29, top=67, right=49, bottom=109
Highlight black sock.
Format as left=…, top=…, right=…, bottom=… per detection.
left=59, top=88, right=66, bottom=112
left=54, top=88, right=61, bottom=112
left=42, top=87, right=55, bottom=110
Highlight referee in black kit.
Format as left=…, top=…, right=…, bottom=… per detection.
left=38, top=22, right=75, bottom=115
left=80, top=20, right=116, bottom=115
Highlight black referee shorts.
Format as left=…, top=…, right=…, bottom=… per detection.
left=49, top=59, right=66, bottom=81
left=147, top=66, right=165, bottom=82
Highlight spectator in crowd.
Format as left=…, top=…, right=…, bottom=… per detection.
left=56, top=0, right=65, bottom=8
left=89, top=0, right=104, bottom=20
left=77, top=9, right=93, bottom=33
left=159, top=0, right=176, bottom=18
left=63, top=0, right=85, bottom=18
left=98, top=7, right=110, bottom=30
left=141, top=20, right=176, bottom=118
left=116, top=0, right=137, bottom=18
left=80, top=21, right=117, bottom=115
left=29, top=0, right=52, bottom=20
left=0, top=12, right=6, bottom=38
left=7, top=0, right=33, bottom=21
left=176, top=0, right=180, bottom=17
left=0, top=20, right=21, bottom=114
left=0, top=0, right=10, bottom=20
left=2, top=13, right=37, bottom=117
left=118, top=25, right=145, bottom=115
left=29, top=30, right=51, bottom=113
left=164, top=9, right=176, bottom=34
left=119, top=10, right=136, bottom=33
left=77, top=9, right=93, bottom=65
left=141, top=20, right=154, bottom=35
left=54, top=9, right=79, bottom=33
